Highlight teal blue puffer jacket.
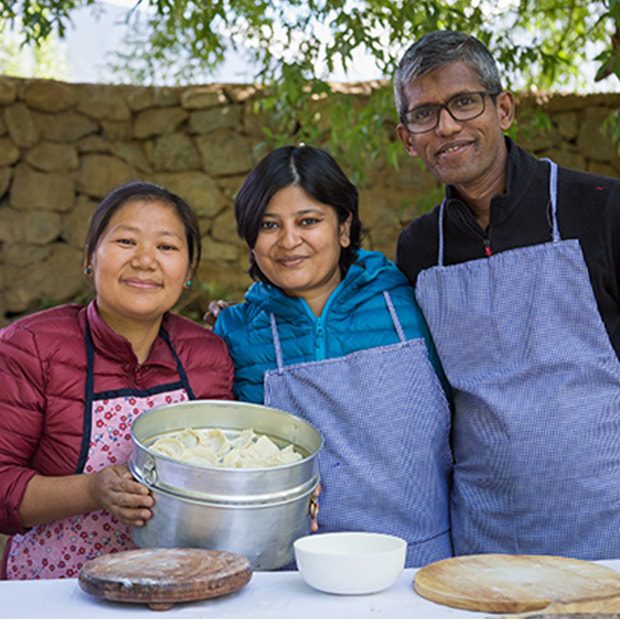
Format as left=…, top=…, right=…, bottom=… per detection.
left=214, top=249, right=446, bottom=403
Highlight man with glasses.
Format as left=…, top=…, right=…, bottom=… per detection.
left=394, top=30, right=620, bottom=560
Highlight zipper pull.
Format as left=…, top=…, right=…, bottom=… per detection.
left=483, top=237, right=492, bottom=257
left=315, top=324, right=323, bottom=348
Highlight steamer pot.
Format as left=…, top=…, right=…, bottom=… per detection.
left=129, top=400, right=322, bottom=570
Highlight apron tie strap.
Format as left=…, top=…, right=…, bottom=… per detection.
left=269, top=313, right=285, bottom=372
left=383, top=291, right=407, bottom=344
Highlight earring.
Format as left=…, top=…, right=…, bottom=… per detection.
left=84, top=265, right=93, bottom=276
left=185, top=279, right=192, bottom=288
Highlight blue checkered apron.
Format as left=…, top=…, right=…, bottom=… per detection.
left=415, top=159, right=620, bottom=559
left=264, top=291, right=452, bottom=567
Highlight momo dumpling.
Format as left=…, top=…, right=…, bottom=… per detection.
left=149, top=426, right=303, bottom=468
left=229, top=428, right=255, bottom=450
left=269, top=444, right=303, bottom=465
left=221, top=448, right=248, bottom=468
left=149, top=436, right=185, bottom=458
left=196, top=428, right=230, bottom=456
left=175, top=428, right=201, bottom=448
left=182, top=444, right=219, bottom=467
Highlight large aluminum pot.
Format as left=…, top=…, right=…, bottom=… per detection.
left=128, top=400, right=322, bottom=570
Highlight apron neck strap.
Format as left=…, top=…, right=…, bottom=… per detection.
left=84, top=317, right=96, bottom=405
left=159, top=326, right=196, bottom=399
left=269, top=293, right=406, bottom=371
left=383, top=291, right=407, bottom=343
left=269, top=313, right=285, bottom=372
left=83, top=315, right=195, bottom=399
left=540, top=158, right=560, bottom=243
left=436, top=157, right=561, bottom=265
left=437, top=199, right=447, bottom=267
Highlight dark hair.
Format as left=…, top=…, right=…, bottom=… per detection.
left=394, top=30, right=503, bottom=118
left=234, top=145, right=363, bottom=284
left=84, top=181, right=201, bottom=270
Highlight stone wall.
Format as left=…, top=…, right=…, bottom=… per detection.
left=0, top=76, right=618, bottom=325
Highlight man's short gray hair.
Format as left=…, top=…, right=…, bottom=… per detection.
left=394, top=31, right=503, bottom=119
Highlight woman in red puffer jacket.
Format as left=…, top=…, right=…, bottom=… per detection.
left=0, top=181, right=233, bottom=580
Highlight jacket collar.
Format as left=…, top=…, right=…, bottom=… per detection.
left=244, top=249, right=408, bottom=318
left=85, top=300, right=177, bottom=369
left=445, top=137, right=540, bottom=228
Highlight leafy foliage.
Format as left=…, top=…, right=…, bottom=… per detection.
left=110, top=1, right=620, bottom=179
left=0, top=18, right=69, bottom=78
left=2, top=1, right=619, bottom=179
left=0, top=0, right=95, bottom=41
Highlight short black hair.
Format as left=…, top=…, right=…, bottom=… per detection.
left=84, top=181, right=201, bottom=270
left=234, top=145, right=363, bottom=284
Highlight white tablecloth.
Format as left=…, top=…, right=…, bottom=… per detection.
left=3, top=560, right=620, bottom=619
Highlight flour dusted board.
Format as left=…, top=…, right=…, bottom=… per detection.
left=414, top=554, right=620, bottom=613
left=79, top=548, right=252, bottom=610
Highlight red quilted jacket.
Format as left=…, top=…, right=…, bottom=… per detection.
left=0, top=301, right=234, bottom=535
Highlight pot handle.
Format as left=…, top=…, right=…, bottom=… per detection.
left=142, top=454, right=158, bottom=486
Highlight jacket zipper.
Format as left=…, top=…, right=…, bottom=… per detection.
left=300, top=279, right=344, bottom=361
left=315, top=318, right=325, bottom=360
left=453, top=200, right=493, bottom=258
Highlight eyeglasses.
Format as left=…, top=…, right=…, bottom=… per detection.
left=401, top=91, right=499, bottom=134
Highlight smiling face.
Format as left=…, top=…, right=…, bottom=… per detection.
left=253, top=185, right=352, bottom=315
left=90, top=199, right=191, bottom=329
left=396, top=61, right=514, bottom=194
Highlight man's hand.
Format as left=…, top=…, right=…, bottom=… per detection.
left=310, top=484, right=321, bottom=532
left=203, top=299, right=233, bottom=329
left=88, top=464, right=154, bottom=527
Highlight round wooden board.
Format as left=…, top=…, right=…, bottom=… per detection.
left=414, top=554, right=620, bottom=614
left=79, top=548, right=252, bottom=610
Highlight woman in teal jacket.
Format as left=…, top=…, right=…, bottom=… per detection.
left=215, top=145, right=452, bottom=567
left=216, top=248, right=444, bottom=404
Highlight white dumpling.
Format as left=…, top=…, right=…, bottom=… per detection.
left=148, top=427, right=302, bottom=469
left=221, top=448, right=246, bottom=468
left=229, top=428, right=255, bottom=450
left=197, top=428, right=230, bottom=456
left=175, top=428, right=201, bottom=448
left=272, top=444, right=303, bottom=465
left=183, top=445, right=219, bottom=467
left=150, top=436, right=185, bottom=458
left=252, top=435, right=280, bottom=458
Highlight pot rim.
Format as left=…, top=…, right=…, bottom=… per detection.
left=131, top=399, right=323, bottom=473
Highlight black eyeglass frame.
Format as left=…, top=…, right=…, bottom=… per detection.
left=400, top=90, right=501, bottom=134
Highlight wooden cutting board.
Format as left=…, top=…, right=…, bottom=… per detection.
left=414, top=554, right=620, bottom=614
left=79, top=548, right=252, bottom=611
left=514, top=591, right=620, bottom=617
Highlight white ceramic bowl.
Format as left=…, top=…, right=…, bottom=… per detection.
left=293, top=532, right=406, bottom=595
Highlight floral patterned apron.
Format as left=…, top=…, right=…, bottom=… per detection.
left=4, top=319, right=193, bottom=579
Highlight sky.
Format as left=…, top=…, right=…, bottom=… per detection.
left=61, top=0, right=385, bottom=84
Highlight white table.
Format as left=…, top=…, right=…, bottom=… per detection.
left=3, top=560, right=620, bottom=619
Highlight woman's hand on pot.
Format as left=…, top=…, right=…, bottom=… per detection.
left=88, top=464, right=154, bottom=527
left=310, top=484, right=321, bottom=532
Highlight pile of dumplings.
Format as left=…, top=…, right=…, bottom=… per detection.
left=149, top=427, right=303, bottom=468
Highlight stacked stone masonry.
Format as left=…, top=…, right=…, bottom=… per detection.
left=0, top=75, right=618, bottom=325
